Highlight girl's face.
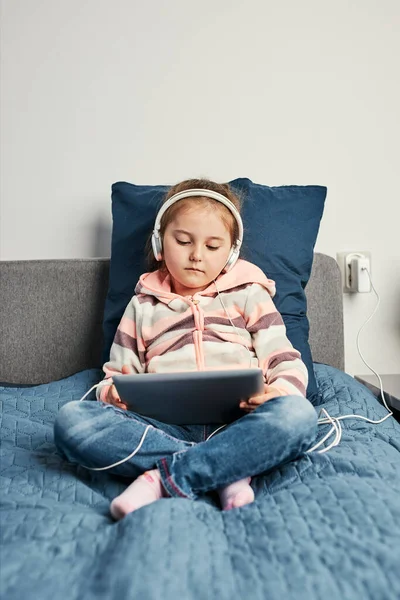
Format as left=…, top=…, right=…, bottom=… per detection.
left=162, top=206, right=232, bottom=297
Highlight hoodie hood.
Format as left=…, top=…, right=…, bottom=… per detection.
left=135, top=259, right=276, bottom=304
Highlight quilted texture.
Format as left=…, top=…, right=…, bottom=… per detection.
left=1, top=366, right=400, bottom=600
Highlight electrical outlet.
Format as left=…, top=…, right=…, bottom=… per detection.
left=336, top=251, right=371, bottom=293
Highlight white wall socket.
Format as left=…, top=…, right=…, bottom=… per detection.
left=336, top=251, right=371, bottom=293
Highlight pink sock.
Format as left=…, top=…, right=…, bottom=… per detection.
left=110, top=469, right=167, bottom=520
left=218, top=477, right=254, bottom=511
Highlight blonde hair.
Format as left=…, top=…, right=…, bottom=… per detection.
left=146, top=178, right=242, bottom=272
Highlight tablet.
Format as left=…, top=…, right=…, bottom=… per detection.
left=112, top=368, right=264, bottom=424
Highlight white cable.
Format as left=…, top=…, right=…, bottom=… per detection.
left=79, top=383, right=102, bottom=402
left=213, top=279, right=253, bottom=368
left=76, top=380, right=152, bottom=471
left=82, top=425, right=152, bottom=471
left=78, top=380, right=113, bottom=402
left=318, top=414, right=342, bottom=455
left=206, top=424, right=227, bottom=441
left=355, top=268, right=393, bottom=417
left=307, top=266, right=393, bottom=454
left=310, top=410, right=339, bottom=452
left=317, top=412, right=392, bottom=426
left=306, top=409, right=341, bottom=454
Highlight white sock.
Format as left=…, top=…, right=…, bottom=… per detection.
left=218, top=477, right=254, bottom=511
left=110, top=469, right=167, bottom=520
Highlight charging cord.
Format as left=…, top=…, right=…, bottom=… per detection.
left=81, top=425, right=152, bottom=472
left=75, top=380, right=152, bottom=471
left=78, top=381, right=111, bottom=402
left=355, top=269, right=392, bottom=416
left=306, top=267, right=393, bottom=454
left=306, top=408, right=343, bottom=454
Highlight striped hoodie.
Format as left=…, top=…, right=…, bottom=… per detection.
left=97, top=259, right=308, bottom=401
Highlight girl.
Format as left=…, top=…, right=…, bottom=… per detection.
left=54, top=178, right=317, bottom=520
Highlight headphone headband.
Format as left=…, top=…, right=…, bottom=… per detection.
left=151, top=188, right=243, bottom=272
left=153, top=189, right=243, bottom=244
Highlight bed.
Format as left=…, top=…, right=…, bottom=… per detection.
left=1, top=253, right=400, bottom=600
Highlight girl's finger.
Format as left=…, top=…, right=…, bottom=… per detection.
left=240, top=402, right=254, bottom=412
left=248, top=395, right=266, bottom=405
left=109, top=386, right=122, bottom=405
left=262, top=392, right=278, bottom=402
left=248, top=392, right=277, bottom=405
left=105, top=391, right=114, bottom=404
left=109, top=384, right=129, bottom=410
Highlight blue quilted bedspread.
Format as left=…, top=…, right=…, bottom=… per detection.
left=1, top=365, right=400, bottom=600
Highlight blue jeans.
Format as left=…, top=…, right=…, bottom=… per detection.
left=53, top=396, right=317, bottom=500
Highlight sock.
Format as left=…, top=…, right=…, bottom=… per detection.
left=110, top=468, right=167, bottom=520
left=218, top=477, right=254, bottom=511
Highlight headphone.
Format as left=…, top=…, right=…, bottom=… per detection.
left=151, top=189, right=244, bottom=273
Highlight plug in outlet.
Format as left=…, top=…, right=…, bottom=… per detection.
left=337, top=251, right=371, bottom=293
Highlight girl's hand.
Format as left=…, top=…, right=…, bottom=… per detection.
left=239, top=384, right=283, bottom=413
left=103, top=365, right=132, bottom=410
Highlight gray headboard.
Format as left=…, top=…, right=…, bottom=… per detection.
left=306, top=253, right=344, bottom=371
left=0, top=253, right=344, bottom=385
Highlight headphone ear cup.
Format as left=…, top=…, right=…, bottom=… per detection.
left=222, top=247, right=239, bottom=273
left=151, top=231, right=163, bottom=261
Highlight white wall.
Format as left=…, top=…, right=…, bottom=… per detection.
left=1, top=0, right=399, bottom=375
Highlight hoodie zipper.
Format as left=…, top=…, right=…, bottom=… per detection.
left=187, top=296, right=205, bottom=369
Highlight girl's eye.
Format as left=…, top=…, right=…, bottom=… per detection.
left=176, top=239, right=219, bottom=250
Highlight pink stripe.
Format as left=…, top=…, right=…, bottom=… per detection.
left=267, top=347, right=300, bottom=362
left=204, top=315, right=246, bottom=329
left=203, top=362, right=256, bottom=371
left=103, top=366, right=123, bottom=379
left=269, top=375, right=307, bottom=397
left=204, top=330, right=250, bottom=346
left=119, top=316, right=137, bottom=338
left=215, top=302, right=246, bottom=317
left=216, top=300, right=275, bottom=322
left=245, top=300, right=277, bottom=325
left=247, top=312, right=283, bottom=333
left=158, top=333, right=194, bottom=356
left=141, top=314, right=193, bottom=341
left=267, top=348, right=299, bottom=359
left=116, top=320, right=145, bottom=353
left=269, top=366, right=306, bottom=382
left=146, top=337, right=190, bottom=360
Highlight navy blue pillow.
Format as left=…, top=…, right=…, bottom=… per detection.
left=103, top=178, right=326, bottom=401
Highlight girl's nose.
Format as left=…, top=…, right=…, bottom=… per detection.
left=190, top=246, right=202, bottom=261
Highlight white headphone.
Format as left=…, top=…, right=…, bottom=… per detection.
left=151, top=188, right=244, bottom=273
